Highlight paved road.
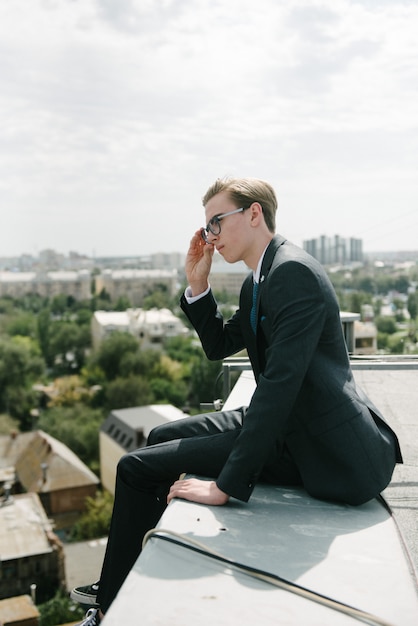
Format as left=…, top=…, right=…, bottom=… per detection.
left=64, top=537, right=107, bottom=593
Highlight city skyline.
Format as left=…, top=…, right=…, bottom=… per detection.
left=1, top=229, right=418, bottom=262
left=1, top=235, right=418, bottom=268
left=1, top=1, right=417, bottom=258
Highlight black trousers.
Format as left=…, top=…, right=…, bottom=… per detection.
left=96, top=408, right=301, bottom=613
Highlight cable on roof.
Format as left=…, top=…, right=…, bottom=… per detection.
left=142, top=527, right=395, bottom=626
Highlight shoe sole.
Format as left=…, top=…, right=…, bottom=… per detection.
left=70, top=589, right=100, bottom=608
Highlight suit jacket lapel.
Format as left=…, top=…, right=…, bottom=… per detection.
left=260, top=234, right=287, bottom=281
left=242, top=235, right=287, bottom=376
left=256, top=234, right=287, bottom=320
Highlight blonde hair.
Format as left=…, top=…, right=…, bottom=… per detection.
left=202, top=177, right=277, bottom=233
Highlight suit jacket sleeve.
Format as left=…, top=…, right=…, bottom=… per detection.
left=180, top=285, right=247, bottom=360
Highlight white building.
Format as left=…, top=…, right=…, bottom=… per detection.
left=91, top=308, right=189, bottom=350
left=0, top=270, right=91, bottom=300
left=95, top=269, right=178, bottom=307
left=354, top=321, right=378, bottom=355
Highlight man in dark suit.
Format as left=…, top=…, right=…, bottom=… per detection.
left=170, top=176, right=401, bottom=506
left=71, top=177, right=402, bottom=625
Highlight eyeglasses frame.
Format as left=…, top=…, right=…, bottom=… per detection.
left=201, top=207, right=246, bottom=243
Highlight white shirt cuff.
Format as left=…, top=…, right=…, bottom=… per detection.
left=184, top=284, right=211, bottom=304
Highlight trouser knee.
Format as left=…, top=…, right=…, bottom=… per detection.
left=116, top=452, right=134, bottom=480
left=147, top=422, right=172, bottom=446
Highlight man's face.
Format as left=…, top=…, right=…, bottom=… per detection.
left=204, top=191, right=252, bottom=264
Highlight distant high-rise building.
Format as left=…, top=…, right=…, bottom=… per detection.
left=303, top=235, right=363, bottom=265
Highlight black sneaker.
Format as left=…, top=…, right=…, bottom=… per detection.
left=71, top=581, right=100, bottom=608
left=75, top=608, right=100, bottom=626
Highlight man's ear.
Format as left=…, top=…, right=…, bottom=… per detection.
left=250, top=202, right=263, bottom=225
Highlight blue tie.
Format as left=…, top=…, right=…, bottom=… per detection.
left=250, top=281, right=259, bottom=333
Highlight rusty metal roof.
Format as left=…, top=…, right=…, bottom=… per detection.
left=12, top=430, right=98, bottom=493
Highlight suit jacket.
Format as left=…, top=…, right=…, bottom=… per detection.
left=180, top=235, right=402, bottom=505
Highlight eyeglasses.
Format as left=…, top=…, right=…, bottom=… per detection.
left=201, top=207, right=246, bottom=244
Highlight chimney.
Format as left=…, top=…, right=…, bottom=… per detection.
left=41, top=462, right=48, bottom=484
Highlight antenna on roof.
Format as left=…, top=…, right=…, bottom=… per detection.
left=41, top=462, right=48, bottom=484
left=1, top=481, right=13, bottom=506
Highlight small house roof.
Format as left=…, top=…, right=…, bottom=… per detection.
left=14, top=430, right=99, bottom=493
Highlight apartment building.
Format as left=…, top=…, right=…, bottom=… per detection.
left=303, top=235, right=363, bottom=265
left=0, top=270, right=91, bottom=300
left=95, top=269, right=178, bottom=307
left=91, top=307, right=188, bottom=350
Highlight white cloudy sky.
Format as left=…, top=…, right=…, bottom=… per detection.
left=1, top=0, right=417, bottom=258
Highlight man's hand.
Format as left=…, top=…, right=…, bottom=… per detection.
left=167, top=478, right=229, bottom=505
left=185, top=229, right=214, bottom=296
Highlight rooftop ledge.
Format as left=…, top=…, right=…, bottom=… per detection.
left=102, top=357, right=418, bottom=626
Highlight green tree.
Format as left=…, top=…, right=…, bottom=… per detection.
left=213, top=288, right=240, bottom=307
left=50, top=293, right=75, bottom=316
left=164, top=336, right=202, bottom=363
left=393, top=275, right=410, bottom=294
left=38, top=404, right=104, bottom=472
left=38, top=590, right=84, bottom=626
left=392, top=298, right=405, bottom=322
left=387, top=332, right=406, bottom=354
left=0, top=337, right=45, bottom=423
left=119, top=347, right=161, bottom=379
left=354, top=276, right=375, bottom=294
left=104, top=375, right=154, bottom=411
left=69, top=489, right=114, bottom=542
left=346, top=291, right=371, bottom=314
left=150, top=377, right=188, bottom=406
left=114, top=295, right=132, bottom=310
left=377, top=331, right=389, bottom=351
left=375, top=316, right=397, bottom=334
left=25, top=293, right=49, bottom=312
left=3, top=386, right=40, bottom=428
left=37, top=308, right=52, bottom=366
left=0, top=412, right=19, bottom=435
left=142, top=284, right=173, bottom=310
left=0, top=296, right=14, bottom=315
left=189, top=356, right=223, bottom=407
left=48, top=322, right=91, bottom=374
left=5, top=311, right=37, bottom=338
left=46, top=375, right=93, bottom=408
left=96, top=332, right=139, bottom=380
left=74, top=306, right=93, bottom=325
left=407, top=292, right=418, bottom=320
left=93, top=332, right=140, bottom=380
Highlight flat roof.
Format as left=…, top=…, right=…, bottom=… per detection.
left=0, top=493, right=53, bottom=561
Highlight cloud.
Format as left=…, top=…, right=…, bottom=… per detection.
left=0, top=0, right=417, bottom=256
